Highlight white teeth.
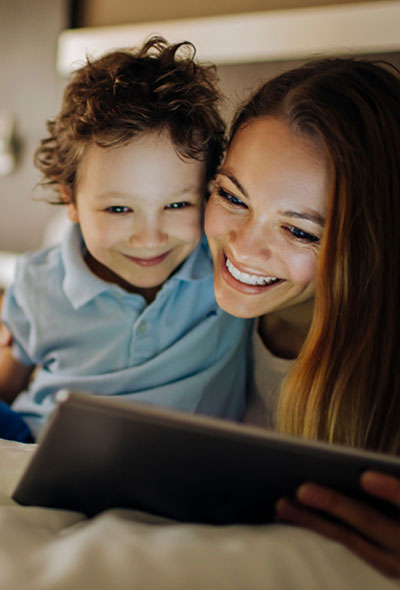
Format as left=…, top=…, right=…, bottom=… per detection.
left=225, top=258, right=279, bottom=286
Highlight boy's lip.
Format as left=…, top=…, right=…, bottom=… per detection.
left=123, top=250, right=172, bottom=267
left=220, top=252, right=283, bottom=294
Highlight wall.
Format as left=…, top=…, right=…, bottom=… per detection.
left=216, top=50, right=400, bottom=126
left=0, top=0, right=68, bottom=252
left=80, top=0, right=377, bottom=26
left=1, top=0, right=399, bottom=254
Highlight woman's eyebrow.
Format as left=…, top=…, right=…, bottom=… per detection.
left=218, top=170, right=248, bottom=198
left=217, top=171, right=324, bottom=226
left=280, top=210, right=325, bottom=227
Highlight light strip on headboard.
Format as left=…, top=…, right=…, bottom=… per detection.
left=57, top=1, right=400, bottom=76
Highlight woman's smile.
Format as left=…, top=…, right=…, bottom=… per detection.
left=225, top=256, right=282, bottom=286
left=205, top=116, right=328, bottom=320
left=221, top=252, right=284, bottom=296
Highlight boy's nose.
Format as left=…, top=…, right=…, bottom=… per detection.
left=129, top=219, right=167, bottom=248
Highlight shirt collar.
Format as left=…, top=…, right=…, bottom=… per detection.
left=167, top=234, right=214, bottom=283
left=61, top=225, right=213, bottom=309
left=62, top=224, right=114, bottom=309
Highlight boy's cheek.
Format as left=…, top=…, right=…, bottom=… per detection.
left=192, top=221, right=204, bottom=243
left=66, top=202, right=79, bottom=224
left=183, top=227, right=202, bottom=250
left=179, top=212, right=203, bottom=240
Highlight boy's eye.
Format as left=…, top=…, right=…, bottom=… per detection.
left=105, top=206, right=131, bottom=214
left=216, top=186, right=247, bottom=208
left=284, top=225, right=320, bottom=243
left=165, top=201, right=190, bottom=209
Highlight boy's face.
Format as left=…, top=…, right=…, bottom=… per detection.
left=66, top=132, right=206, bottom=302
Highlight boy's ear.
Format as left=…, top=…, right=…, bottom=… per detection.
left=59, top=185, right=79, bottom=224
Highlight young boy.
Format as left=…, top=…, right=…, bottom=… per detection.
left=0, top=37, right=251, bottom=441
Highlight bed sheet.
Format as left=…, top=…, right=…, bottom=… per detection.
left=0, top=438, right=398, bottom=590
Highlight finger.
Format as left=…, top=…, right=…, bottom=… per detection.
left=296, top=483, right=400, bottom=554
left=276, top=498, right=400, bottom=579
left=361, top=472, right=400, bottom=508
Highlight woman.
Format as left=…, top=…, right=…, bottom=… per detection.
left=205, top=57, right=400, bottom=578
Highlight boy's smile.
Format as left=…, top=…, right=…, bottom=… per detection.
left=123, top=250, right=173, bottom=267
left=66, top=131, right=206, bottom=303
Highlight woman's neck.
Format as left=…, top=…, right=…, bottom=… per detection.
left=258, top=302, right=314, bottom=360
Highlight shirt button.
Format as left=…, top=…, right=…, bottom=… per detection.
left=137, top=321, right=147, bottom=335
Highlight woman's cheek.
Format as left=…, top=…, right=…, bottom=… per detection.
left=289, top=250, right=319, bottom=284
left=205, top=200, right=228, bottom=240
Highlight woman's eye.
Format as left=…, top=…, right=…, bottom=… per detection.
left=216, top=187, right=246, bottom=208
left=165, top=201, right=190, bottom=209
left=106, top=206, right=131, bottom=214
left=285, top=225, right=320, bottom=243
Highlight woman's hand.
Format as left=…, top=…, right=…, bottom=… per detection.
left=276, top=471, right=400, bottom=579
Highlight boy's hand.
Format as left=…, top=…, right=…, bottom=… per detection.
left=0, top=342, right=34, bottom=404
left=275, top=471, right=400, bottom=579
left=0, top=325, right=12, bottom=347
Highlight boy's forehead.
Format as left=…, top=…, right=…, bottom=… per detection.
left=79, top=130, right=207, bottom=161
left=74, top=134, right=207, bottom=198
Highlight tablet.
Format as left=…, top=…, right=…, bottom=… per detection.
left=13, top=391, right=400, bottom=524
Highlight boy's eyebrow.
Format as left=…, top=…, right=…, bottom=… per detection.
left=168, top=184, right=204, bottom=199
left=95, top=185, right=203, bottom=201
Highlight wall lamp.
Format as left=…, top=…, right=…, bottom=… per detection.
left=0, top=112, right=17, bottom=176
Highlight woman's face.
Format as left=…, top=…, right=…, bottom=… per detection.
left=205, top=116, right=329, bottom=320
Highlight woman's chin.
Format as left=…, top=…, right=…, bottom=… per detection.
left=214, top=286, right=264, bottom=319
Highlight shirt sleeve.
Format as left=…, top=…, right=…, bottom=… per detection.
left=1, top=264, right=37, bottom=367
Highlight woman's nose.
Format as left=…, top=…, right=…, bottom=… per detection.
left=229, top=217, right=273, bottom=263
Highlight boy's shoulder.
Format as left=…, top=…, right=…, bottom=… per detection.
left=15, top=242, right=64, bottom=285
left=3, top=241, right=67, bottom=317
left=15, top=223, right=82, bottom=287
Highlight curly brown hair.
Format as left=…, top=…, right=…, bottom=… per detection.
left=35, top=36, right=226, bottom=202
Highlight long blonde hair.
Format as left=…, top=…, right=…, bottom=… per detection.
left=231, top=58, right=400, bottom=454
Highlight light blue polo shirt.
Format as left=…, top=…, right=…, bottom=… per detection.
left=2, top=224, right=252, bottom=439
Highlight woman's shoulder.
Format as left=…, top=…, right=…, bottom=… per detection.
left=243, top=322, right=294, bottom=429
left=253, top=321, right=295, bottom=376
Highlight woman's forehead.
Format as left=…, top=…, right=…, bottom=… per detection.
left=223, top=117, right=328, bottom=210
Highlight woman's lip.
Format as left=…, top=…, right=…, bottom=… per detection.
left=124, top=250, right=171, bottom=267
left=224, top=253, right=273, bottom=278
left=221, top=252, right=283, bottom=293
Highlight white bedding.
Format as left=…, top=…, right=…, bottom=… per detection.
left=0, top=438, right=398, bottom=590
